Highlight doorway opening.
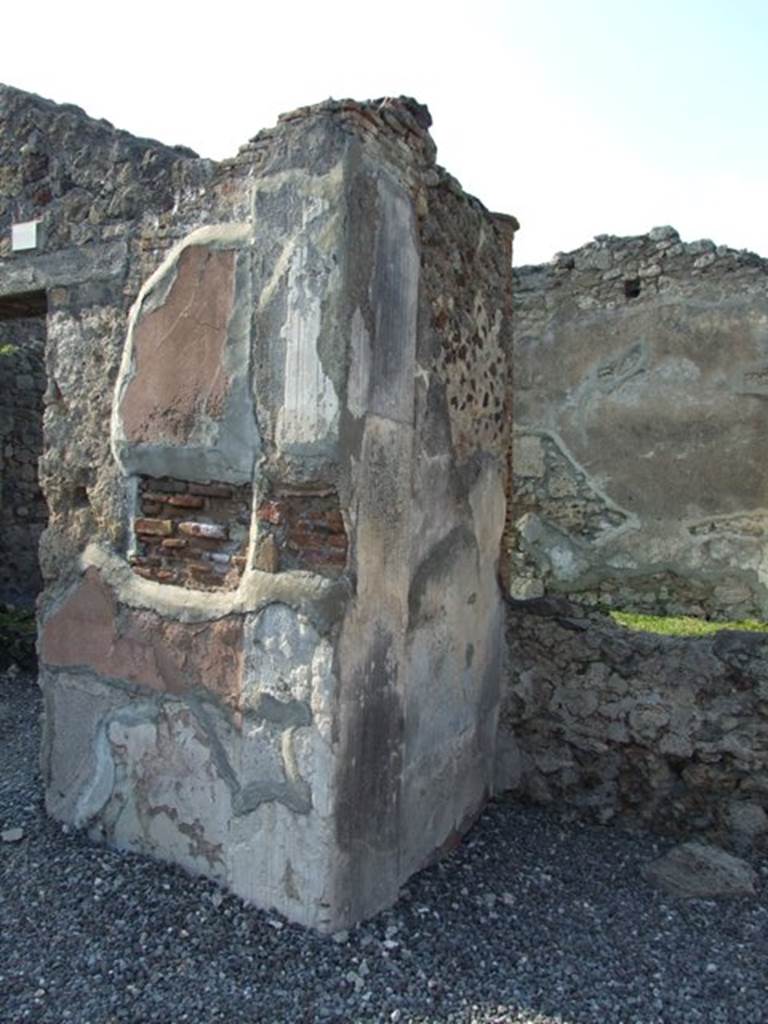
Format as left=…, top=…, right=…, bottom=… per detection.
left=0, top=290, right=48, bottom=607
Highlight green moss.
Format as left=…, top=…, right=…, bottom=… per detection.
left=610, top=611, right=768, bottom=637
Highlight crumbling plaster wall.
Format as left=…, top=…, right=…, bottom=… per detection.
left=0, top=83, right=201, bottom=606
left=1, top=86, right=512, bottom=932
left=510, top=227, right=768, bottom=619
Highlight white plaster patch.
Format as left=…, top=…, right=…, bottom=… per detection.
left=292, top=727, right=334, bottom=818
left=243, top=604, right=336, bottom=741
left=228, top=801, right=338, bottom=932
left=548, top=543, right=586, bottom=580
left=11, top=220, right=39, bottom=251
left=98, top=702, right=232, bottom=879
left=74, top=723, right=116, bottom=827
left=518, top=512, right=591, bottom=582
left=236, top=718, right=288, bottom=785
left=276, top=228, right=340, bottom=449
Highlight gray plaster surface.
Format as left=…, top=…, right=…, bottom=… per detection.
left=511, top=230, right=768, bottom=617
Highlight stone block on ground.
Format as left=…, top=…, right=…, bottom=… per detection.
left=642, top=841, right=757, bottom=899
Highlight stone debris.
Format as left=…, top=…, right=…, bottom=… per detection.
left=642, top=841, right=757, bottom=899
left=0, top=659, right=765, bottom=1024
left=1, top=826, right=24, bottom=842
left=728, top=800, right=768, bottom=841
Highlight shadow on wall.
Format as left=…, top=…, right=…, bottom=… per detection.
left=0, top=289, right=48, bottom=608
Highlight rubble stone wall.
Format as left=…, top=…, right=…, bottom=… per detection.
left=510, top=227, right=768, bottom=619
left=0, top=84, right=200, bottom=256
left=498, top=599, right=768, bottom=853
left=0, top=314, right=47, bottom=603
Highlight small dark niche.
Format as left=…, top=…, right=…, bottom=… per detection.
left=0, top=290, right=48, bottom=320
left=624, top=278, right=641, bottom=300
left=73, top=486, right=89, bottom=509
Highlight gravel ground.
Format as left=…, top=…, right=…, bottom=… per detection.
left=1, top=666, right=767, bottom=1024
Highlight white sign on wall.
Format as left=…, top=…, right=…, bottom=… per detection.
left=11, top=221, right=39, bottom=252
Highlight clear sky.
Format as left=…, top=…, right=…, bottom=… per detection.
left=3, top=0, right=766, bottom=264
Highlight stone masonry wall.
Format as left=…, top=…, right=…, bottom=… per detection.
left=0, top=83, right=214, bottom=596
left=0, top=314, right=47, bottom=604
left=498, top=599, right=768, bottom=854
left=2, top=85, right=512, bottom=932
left=510, top=227, right=768, bottom=619
left=0, top=85, right=199, bottom=255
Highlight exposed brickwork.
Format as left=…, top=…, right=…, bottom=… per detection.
left=255, top=485, right=347, bottom=577
left=131, top=476, right=251, bottom=590
left=237, top=97, right=436, bottom=179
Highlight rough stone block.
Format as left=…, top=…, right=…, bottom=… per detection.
left=643, top=842, right=757, bottom=899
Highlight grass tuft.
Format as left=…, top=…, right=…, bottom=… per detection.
left=610, top=611, right=768, bottom=637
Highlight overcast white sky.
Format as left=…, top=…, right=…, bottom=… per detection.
left=3, top=0, right=766, bottom=264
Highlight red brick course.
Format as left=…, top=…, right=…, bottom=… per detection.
left=255, top=485, right=347, bottom=577
left=131, top=476, right=251, bottom=591
left=131, top=477, right=348, bottom=586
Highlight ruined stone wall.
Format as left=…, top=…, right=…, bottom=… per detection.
left=0, top=84, right=214, bottom=596
left=2, top=86, right=512, bottom=932
left=497, top=600, right=768, bottom=854
left=0, top=315, right=47, bottom=603
left=0, top=84, right=199, bottom=255
left=510, top=227, right=768, bottom=619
